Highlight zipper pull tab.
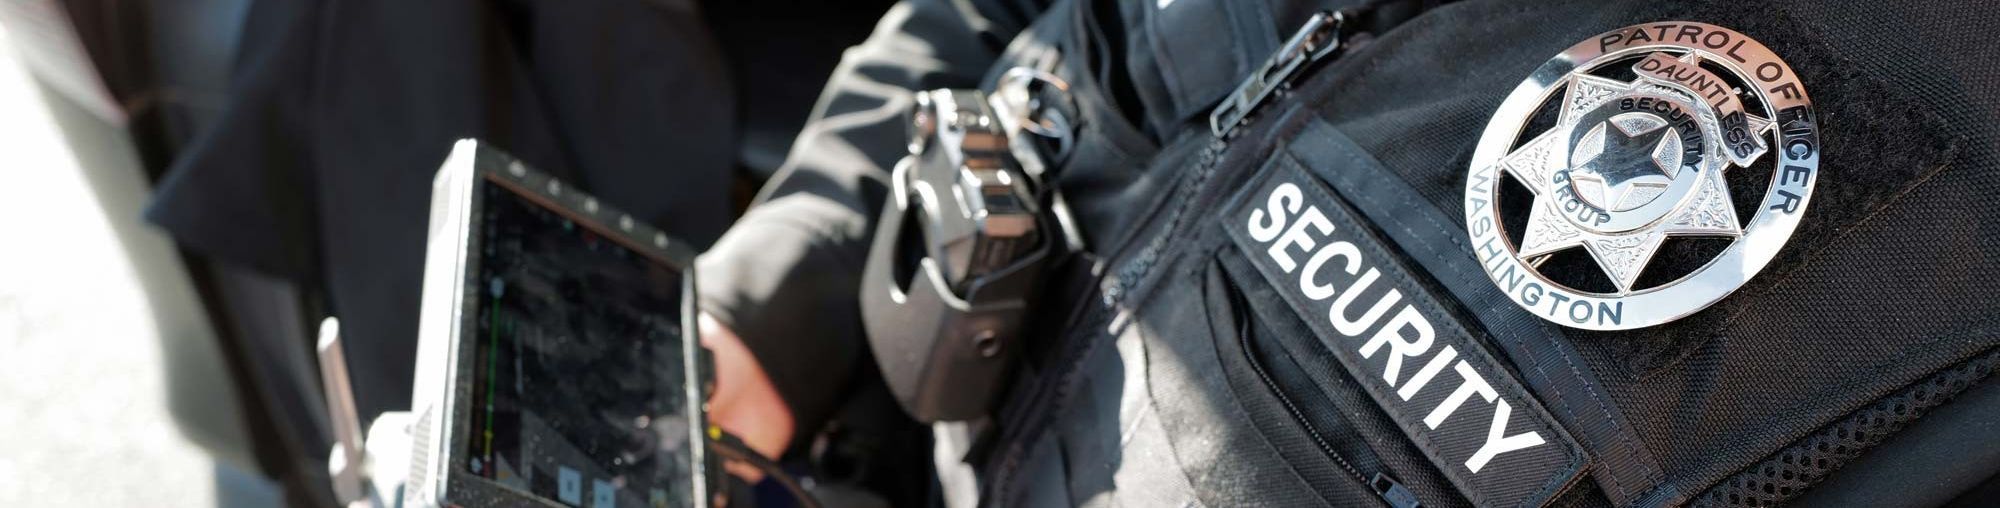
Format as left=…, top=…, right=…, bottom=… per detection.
left=1372, top=473, right=1423, bottom=508
left=1209, top=10, right=1347, bottom=139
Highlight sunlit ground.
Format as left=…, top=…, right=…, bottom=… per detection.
left=0, top=25, right=227, bottom=507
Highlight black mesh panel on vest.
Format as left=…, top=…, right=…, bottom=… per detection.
left=1692, top=348, right=2000, bottom=507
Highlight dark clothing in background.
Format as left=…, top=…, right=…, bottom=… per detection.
left=144, top=0, right=886, bottom=423
left=698, top=0, right=2000, bottom=504
left=701, top=0, right=899, bottom=178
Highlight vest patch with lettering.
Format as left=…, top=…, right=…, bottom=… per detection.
left=1222, top=160, right=1587, bottom=507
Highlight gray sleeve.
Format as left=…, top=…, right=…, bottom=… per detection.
left=697, top=0, right=1044, bottom=443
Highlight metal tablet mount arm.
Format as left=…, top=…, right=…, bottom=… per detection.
left=316, top=317, right=413, bottom=508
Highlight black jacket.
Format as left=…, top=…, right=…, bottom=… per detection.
left=698, top=0, right=2000, bottom=505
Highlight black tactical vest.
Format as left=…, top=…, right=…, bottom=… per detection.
left=966, top=0, right=2000, bottom=506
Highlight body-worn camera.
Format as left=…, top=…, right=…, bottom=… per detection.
left=860, top=87, right=1058, bottom=422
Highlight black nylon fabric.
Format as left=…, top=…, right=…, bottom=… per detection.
left=1017, top=0, right=2000, bottom=505
left=1217, top=247, right=1464, bottom=508
left=1692, top=347, right=2000, bottom=506
left=1292, top=0, right=1997, bottom=498
left=645, top=0, right=2000, bottom=503
left=1119, top=221, right=1347, bottom=508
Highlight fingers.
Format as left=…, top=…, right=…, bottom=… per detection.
left=698, top=312, right=796, bottom=483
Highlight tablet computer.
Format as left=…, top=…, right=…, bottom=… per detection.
left=407, top=140, right=711, bottom=508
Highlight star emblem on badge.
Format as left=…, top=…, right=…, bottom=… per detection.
left=1569, top=115, right=1678, bottom=211
left=1495, top=70, right=1773, bottom=293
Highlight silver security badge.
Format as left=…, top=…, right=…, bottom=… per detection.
left=1465, top=22, right=1820, bottom=330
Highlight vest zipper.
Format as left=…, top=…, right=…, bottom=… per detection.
left=1210, top=10, right=1348, bottom=139
left=1228, top=277, right=1422, bottom=508
left=1233, top=287, right=1364, bottom=481
left=1104, top=10, right=1349, bottom=310
left=993, top=9, right=1367, bottom=504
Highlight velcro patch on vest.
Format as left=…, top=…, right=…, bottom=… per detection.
left=1223, top=159, right=1585, bottom=507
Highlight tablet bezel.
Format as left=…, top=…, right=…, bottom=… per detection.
left=409, top=140, right=709, bottom=508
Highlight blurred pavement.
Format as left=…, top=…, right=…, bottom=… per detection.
left=0, top=23, right=272, bottom=507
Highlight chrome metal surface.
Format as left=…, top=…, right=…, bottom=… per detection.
left=1210, top=10, right=1344, bottom=138
left=990, top=66, right=1075, bottom=180
left=1463, top=22, right=1820, bottom=330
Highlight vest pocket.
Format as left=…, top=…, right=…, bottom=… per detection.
left=1206, top=246, right=1462, bottom=508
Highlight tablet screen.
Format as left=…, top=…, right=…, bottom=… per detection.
left=463, top=178, right=695, bottom=508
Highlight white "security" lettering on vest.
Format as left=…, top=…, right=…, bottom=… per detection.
left=1245, top=182, right=1547, bottom=473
